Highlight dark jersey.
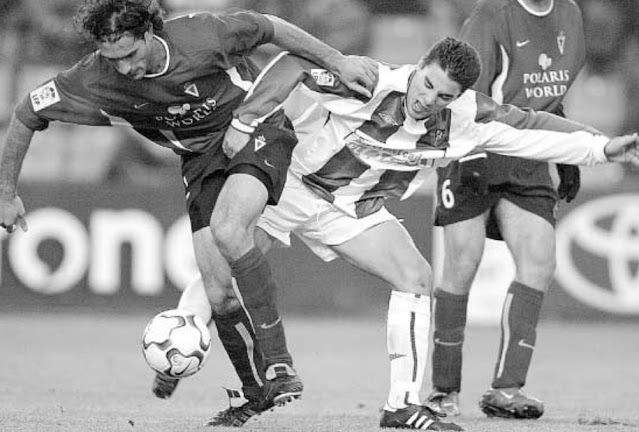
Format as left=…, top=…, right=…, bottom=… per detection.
left=15, top=10, right=274, bottom=155
left=457, top=0, right=586, bottom=188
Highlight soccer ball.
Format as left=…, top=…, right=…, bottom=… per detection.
left=142, top=309, right=212, bottom=378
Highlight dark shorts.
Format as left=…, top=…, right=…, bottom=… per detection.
left=181, top=120, right=297, bottom=232
left=434, top=164, right=557, bottom=241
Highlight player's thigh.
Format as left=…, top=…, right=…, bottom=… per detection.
left=494, top=198, right=556, bottom=289
left=439, top=212, right=489, bottom=294
left=212, top=173, right=268, bottom=232
left=332, top=218, right=432, bottom=294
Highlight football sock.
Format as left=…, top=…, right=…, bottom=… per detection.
left=176, top=275, right=213, bottom=325
left=230, top=247, right=293, bottom=368
left=431, top=288, right=469, bottom=393
left=212, top=308, right=267, bottom=401
left=492, top=281, right=544, bottom=389
left=384, top=290, right=431, bottom=410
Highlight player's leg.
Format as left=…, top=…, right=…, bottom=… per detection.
left=175, top=148, right=288, bottom=419
left=209, top=123, right=302, bottom=422
left=330, top=218, right=461, bottom=431
left=153, top=223, right=277, bottom=400
left=479, top=197, right=554, bottom=419
left=428, top=213, right=490, bottom=416
left=151, top=274, right=213, bottom=399
left=176, top=274, right=213, bottom=324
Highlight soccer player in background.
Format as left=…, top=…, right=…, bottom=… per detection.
left=0, top=0, right=379, bottom=426
left=428, top=0, right=587, bottom=419
left=199, top=36, right=638, bottom=429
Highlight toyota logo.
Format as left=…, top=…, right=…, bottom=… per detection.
left=555, top=194, right=639, bottom=314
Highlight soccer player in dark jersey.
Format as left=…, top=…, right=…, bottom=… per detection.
left=213, top=36, right=638, bottom=429
left=429, top=0, right=587, bottom=419
left=0, top=0, right=379, bottom=426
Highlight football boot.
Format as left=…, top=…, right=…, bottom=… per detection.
left=206, top=364, right=303, bottom=427
left=380, top=403, right=464, bottom=430
left=427, top=390, right=461, bottom=417
left=478, top=387, right=544, bottom=419
left=151, top=373, right=180, bottom=399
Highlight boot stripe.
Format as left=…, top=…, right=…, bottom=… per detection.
left=416, top=416, right=434, bottom=429
left=406, top=412, right=420, bottom=425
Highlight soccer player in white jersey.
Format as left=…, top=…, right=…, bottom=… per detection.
left=429, top=0, right=586, bottom=419
left=180, top=36, right=638, bottom=429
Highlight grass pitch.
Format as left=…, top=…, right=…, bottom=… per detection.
left=1, top=312, right=638, bottom=432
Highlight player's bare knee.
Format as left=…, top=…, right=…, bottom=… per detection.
left=393, top=262, right=432, bottom=296
left=516, top=250, right=556, bottom=289
left=211, top=219, right=247, bottom=254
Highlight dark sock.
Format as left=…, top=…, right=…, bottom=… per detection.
left=212, top=308, right=266, bottom=400
left=492, top=281, right=544, bottom=389
left=231, top=247, right=293, bottom=368
left=431, top=288, right=469, bottom=393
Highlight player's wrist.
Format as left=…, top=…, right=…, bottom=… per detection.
left=231, top=119, right=255, bottom=135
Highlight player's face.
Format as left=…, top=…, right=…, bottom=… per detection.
left=99, top=30, right=154, bottom=80
left=406, top=62, right=463, bottom=120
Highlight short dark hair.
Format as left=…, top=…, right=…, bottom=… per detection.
left=417, top=37, right=481, bottom=92
left=74, top=0, right=165, bottom=43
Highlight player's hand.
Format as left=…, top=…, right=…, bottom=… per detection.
left=222, top=126, right=251, bottom=159
left=556, top=164, right=580, bottom=203
left=0, top=194, right=28, bottom=233
left=604, top=133, right=639, bottom=165
left=334, top=55, right=378, bottom=99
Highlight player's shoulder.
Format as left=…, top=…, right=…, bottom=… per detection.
left=164, top=12, right=214, bottom=34
left=554, top=0, right=583, bottom=17
left=470, top=0, right=510, bottom=19
left=59, top=51, right=105, bottom=83
left=448, top=90, right=479, bottom=119
left=377, top=63, right=413, bottom=93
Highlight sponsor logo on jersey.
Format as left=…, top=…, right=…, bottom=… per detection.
left=311, top=69, right=336, bottom=87
left=168, top=103, right=191, bottom=116
left=555, top=194, right=639, bottom=315
left=156, top=98, right=218, bottom=128
left=538, top=53, right=552, bottom=71
left=30, top=81, right=61, bottom=112
left=516, top=39, right=530, bottom=48
left=522, top=66, right=570, bottom=99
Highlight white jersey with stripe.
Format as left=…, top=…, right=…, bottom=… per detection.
left=235, top=56, right=609, bottom=218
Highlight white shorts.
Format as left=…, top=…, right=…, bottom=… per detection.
left=257, top=174, right=396, bottom=261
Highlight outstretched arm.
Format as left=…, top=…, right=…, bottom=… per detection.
left=224, top=53, right=370, bottom=158
left=604, top=134, right=639, bottom=164
left=266, top=15, right=377, bottom=98
left=0, top=114, right=34, bottom=233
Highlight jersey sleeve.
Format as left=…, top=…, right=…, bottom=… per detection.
left=470, top=91, right=609, bottom=165
left=459, top=0, right=501, bottom=95
left=14, top=61, right=111, bottom=131
left=205, top=10, right=274, bottom=58
left=232, top=53, right=369, bottom=133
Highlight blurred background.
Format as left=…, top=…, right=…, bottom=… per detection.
left=0, top=0, right=637, bottom=323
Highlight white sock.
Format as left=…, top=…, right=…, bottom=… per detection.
left=177, top=274, right=213, bottom=324
left=384, top=290, right=431, bottom=411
